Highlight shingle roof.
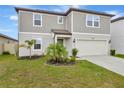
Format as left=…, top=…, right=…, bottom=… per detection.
left=51, top=29, right=72, bottom=35
left=0, top=33, right=18, bottom=42
left=66, top=8, right=114, bottom=17
left=15, top=7, right=114, bottom=17
left=111, top=17, right=124, bottom=23
left=15, top=7, right=65, bottom=16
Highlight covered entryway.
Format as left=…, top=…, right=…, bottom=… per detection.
left=76, top=39, right=108, bottom=57
left=51, top=29, right=72, bottom=53
left=51, top=29, right=72, bottom=44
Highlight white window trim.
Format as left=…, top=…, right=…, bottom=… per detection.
left=33, top=13, right=42, bottom=27
left=94, top=15, right=100, bottom=28
left=33, top=38, right=42, bottom=51
left=57, top=16, right=63, bottom=24
left=86, top=14, right=100, bottom=28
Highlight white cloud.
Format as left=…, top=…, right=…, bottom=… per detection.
left=70, top=5, right=80, bottom=9
left=112, top=13, right=124, bottom=20
left=53, top=5, right=81, bottom=12
left=13, top=5, right=32, bottom=8
left=10, top=15, right=18, bottom=21
left=104, top=10, right=119, bottom=15
left=0, top=29, right=12, bottom=32
left=103, top=10, right=124, bottom=20
left=104, top=10, right=124, bottom=20
left=14, top=23, right=18, bottom=26
left=52, top=5, right=69, bottom=12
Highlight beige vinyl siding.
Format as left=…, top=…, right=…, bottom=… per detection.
left=73, top=11, right=111, bottom=34
left=19, top=11, right=66, bottom=33
left=19, top=33, right=53, bottom=57
left=66, top=12, right=71, bottom=32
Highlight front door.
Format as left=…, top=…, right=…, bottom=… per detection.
left=57, top=38, right=64, bottom=46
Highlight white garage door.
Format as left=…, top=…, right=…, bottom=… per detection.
left=76, top=39, right=108, bottom=57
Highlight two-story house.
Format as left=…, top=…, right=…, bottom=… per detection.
left=15, top=7, right=114, bottom=57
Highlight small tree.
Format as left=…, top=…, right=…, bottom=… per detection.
left=19, top=39, right=36, bottom=59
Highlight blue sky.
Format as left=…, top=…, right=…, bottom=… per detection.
left=0, top=5, right=124, bottom=40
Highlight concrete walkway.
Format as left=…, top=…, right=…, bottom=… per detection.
left=78, top=55, right=124, bottom=76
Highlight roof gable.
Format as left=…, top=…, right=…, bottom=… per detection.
left=0, top=33, right=18, bottom=42
left=15, top=7, right=114, bottom=17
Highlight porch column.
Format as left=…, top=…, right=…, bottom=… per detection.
left=54, top=35, right=57, bottom=44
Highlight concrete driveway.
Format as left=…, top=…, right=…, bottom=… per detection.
left=78, top=55, right=124, bottom=76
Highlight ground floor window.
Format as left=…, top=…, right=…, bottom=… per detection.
left=34, top=38, right=42, bottom=50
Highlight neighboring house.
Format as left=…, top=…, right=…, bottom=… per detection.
left=111, top=17, right=124, bottom=54
left=0, top=33, right=18, bottom=55
left=15, top=7, right=114, bottom=57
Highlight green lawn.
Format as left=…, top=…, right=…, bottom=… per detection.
left=115, top=54, right=124, bottom=59
left=0, top=55, right=124, bottom=88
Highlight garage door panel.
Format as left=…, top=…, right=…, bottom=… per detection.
left=76, top=40, right=108, bottom=57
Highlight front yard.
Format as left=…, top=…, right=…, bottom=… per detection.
left=115, top=54, right=124, bottom=59
left=0, top=55, right=124, bottom=88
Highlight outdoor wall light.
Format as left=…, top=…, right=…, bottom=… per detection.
left=91, top=37, right=95, bottom=39
left=109, top=40, right=111, bottom=44
left=73, top=39, right=76, bottom=43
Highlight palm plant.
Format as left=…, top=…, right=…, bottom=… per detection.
left=46, top=43, right=68, bottom=63
left=19, top=39, right=36, bottom=59
left=25, top=39, right=36, bottom=59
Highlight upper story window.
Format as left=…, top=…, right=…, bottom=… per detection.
left=33, top=13, right=42, bottom=27
left=58, top=16, right=63, bottom=24
left=86, top=15, right=100, bottom=28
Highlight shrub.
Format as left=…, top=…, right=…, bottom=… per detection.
left=71, top=48, right=78, bottom=62
left=2, top=51, right=10, bottom=55
left=64, top=57, right=71, bottom=63
left=46, top=43, right=68, bottom=64
left=72, top=48, right=78, bottom=57
left=70, top=56, right=76, bottom=62
left=110, top=49, right=116, bottom=56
